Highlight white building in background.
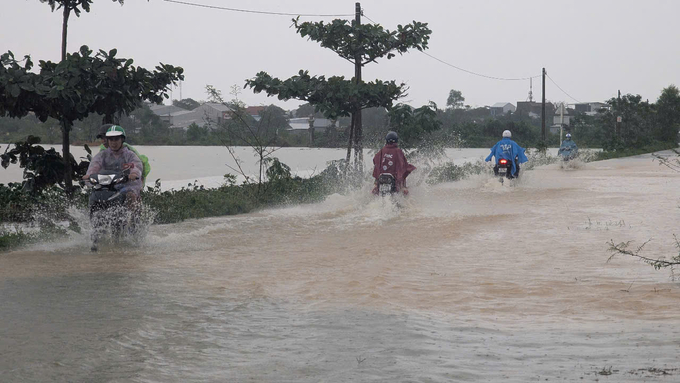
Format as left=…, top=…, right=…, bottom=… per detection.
left=148, top=102, right=233, bottom=130
left=574, top=102, right=608, bottom=116
left=490, top=102, right=516, bottom=116
left=287, top=117, right=333, bottom=134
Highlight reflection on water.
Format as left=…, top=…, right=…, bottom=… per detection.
left=2, top=154, right=680, bottom=382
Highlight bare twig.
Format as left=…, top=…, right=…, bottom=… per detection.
left=608, top=238, right=680, bottom=270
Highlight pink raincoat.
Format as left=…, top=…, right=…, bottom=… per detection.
left=372, top=143, right=416, bottom=192
left=86, top=147, right=143, bottom=195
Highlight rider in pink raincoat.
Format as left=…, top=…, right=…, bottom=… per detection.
left=372, top=131, right=416, bottom=195
left=84, top=125, right=143, bottom=203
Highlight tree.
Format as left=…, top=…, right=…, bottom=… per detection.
left=245, top=16, right=431, bottom=175
left=186, top=123, right=208, bottom=143
left=173, top=98, right=201, bottom=110
left=39, top=0, right=126, bottom=61
left=295, top=103, right=324, bottom=119
left=0, top=46, right=183, bottom=189
left=598, top=94, right=654, bottom=150
left=246, top=70, right=407, bottom=167
left=206, top=85, right=282, bottom=190
left=387, top=102, right=442, bottom=149
left=446, top=89, right=465, bottom=109
left=259, top=104, right=290, bottom=133
left=656, top=85, right=680, bottom=143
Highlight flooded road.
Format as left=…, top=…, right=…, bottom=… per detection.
left=2, top=154, right=680, bottom=382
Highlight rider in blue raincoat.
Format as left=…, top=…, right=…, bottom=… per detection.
left=485, top=130, right=529, bottom=178
left=557, top=133, right=578, bottom=160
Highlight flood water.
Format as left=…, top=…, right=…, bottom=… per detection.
left=1, top=149, right=680, bottom=382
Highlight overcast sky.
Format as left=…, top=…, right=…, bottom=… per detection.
left=3, top=0, right=679, bottom=111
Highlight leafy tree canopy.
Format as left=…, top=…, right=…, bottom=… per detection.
left=446, top=89, right=465, bottom=109
left=0, top=45, right=183, bottom=126
left=656, top=84, right=680, bottom=142
left=245, top=70, right=406, bottom=120
left=40, top=0, right=124, bottom=17
left=387, top=102, right=441, bottom=149
left=293, top=18, right=431, bottom=65
left=173, top=98, right=201, bottom=110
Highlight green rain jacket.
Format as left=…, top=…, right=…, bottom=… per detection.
left=99, top=143, right=150, bottom=184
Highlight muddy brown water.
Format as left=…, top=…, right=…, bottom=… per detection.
left=1, top=154, right=679, bottom=382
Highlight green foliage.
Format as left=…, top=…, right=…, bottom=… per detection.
left=246, top=70, right=406, bottom=120
left=14, top=46, right=184, bottom=125
left=387, top=102, right=442, bottom=149
left=1, top=136, right=91, bottom=192
left=593, top=141, right=678, bottom=161
left=427, top=160, right=490, bottom=184
left=598, top=94, right=655, bottom=150
left=656, top=85, right=680, bottom=143
left=446, top=89, right=465, bottom=109
left=292, top=18, right=431, bottom=64
left=141, top=158, right=344, bottom=225
left=173, top=98, right=201, bottom=110
left=0, top=228, right=31, bottom=251
left=39, top=0, right=124, bottom=17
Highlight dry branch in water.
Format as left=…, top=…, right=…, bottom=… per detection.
left=607, top=237, right=680, bottom=272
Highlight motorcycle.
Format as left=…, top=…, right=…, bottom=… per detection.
left=376, top=173, right=397, bottom=196
left=558, top=147, right=578, bottom=162
left=84, top=169, right=139, bottom=251
left=494, top=157, right=518, bottom=184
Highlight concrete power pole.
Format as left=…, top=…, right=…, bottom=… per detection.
left=541, top=68, right=546, bottom=149
left=353, top=2, right=363, bottom=171
left=308, top=115, right=315, bottom=147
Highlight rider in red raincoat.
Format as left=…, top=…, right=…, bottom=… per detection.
left=372, top=131, right=416, bottom=195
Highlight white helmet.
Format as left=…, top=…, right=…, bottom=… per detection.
left=566, top=133, right=572, bottom=139
left=502, top=130, right=511, bottom=138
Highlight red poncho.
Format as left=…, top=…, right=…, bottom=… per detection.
left=372, top=143, right=416, bottom=189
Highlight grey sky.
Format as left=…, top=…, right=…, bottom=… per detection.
left=3, top=0, right=679, bottom=111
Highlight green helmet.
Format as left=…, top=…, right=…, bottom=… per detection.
left=105, top=125, right=126, bottom=139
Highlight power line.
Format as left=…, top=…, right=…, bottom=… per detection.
left=362, top=12, right=539, bottom=82
left=162, top=0, right=353, bottom=17
left=546, top=73, right=581, bottom=103
left=362, top=14, right=378, bottom=24
left=421, top=52, right=540, bottom=81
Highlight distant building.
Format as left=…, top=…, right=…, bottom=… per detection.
left=148, top=102, right=233, bottom=130
left=574, top=102, right=608, bottom=116
left=287, top=117, right=333, bottom=134
left=245, top=106, right=266, bottom=121
left=490, top=102, right=516, bottom=116
left=516, top=101, right=555, bottom=120
left=166, top=110, right=205, bottom=130
left=149, top=104, right=185, bottom=123
left=192, top=103, right=232, bottom=125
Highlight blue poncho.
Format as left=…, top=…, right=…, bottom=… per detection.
left=485, top=138, right=529, bottom=176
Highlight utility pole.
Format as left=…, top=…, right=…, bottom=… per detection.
left=616, top=90, right=621, bottom=137
left=559, top=102, right=564, bottom=146
left=541, top=68, right=546, bottom=149
left=353, top=2, right=363, bottom=171
left=308, top=114, right=315, bottom=147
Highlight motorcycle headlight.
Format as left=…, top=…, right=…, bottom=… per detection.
left=98, top=174, right=113, bottom=186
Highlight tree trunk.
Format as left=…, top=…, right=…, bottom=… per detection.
left=61, top=5, right=70, bottom=60
left=346, top=114, right=355, bottom=165
left=353, top=2, right=363, bottom=173
left=62, top=121, right=73, bottom=191
left=61, top=5, right=72, bottom=191
left=353, top=107, right=363, bottom=172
